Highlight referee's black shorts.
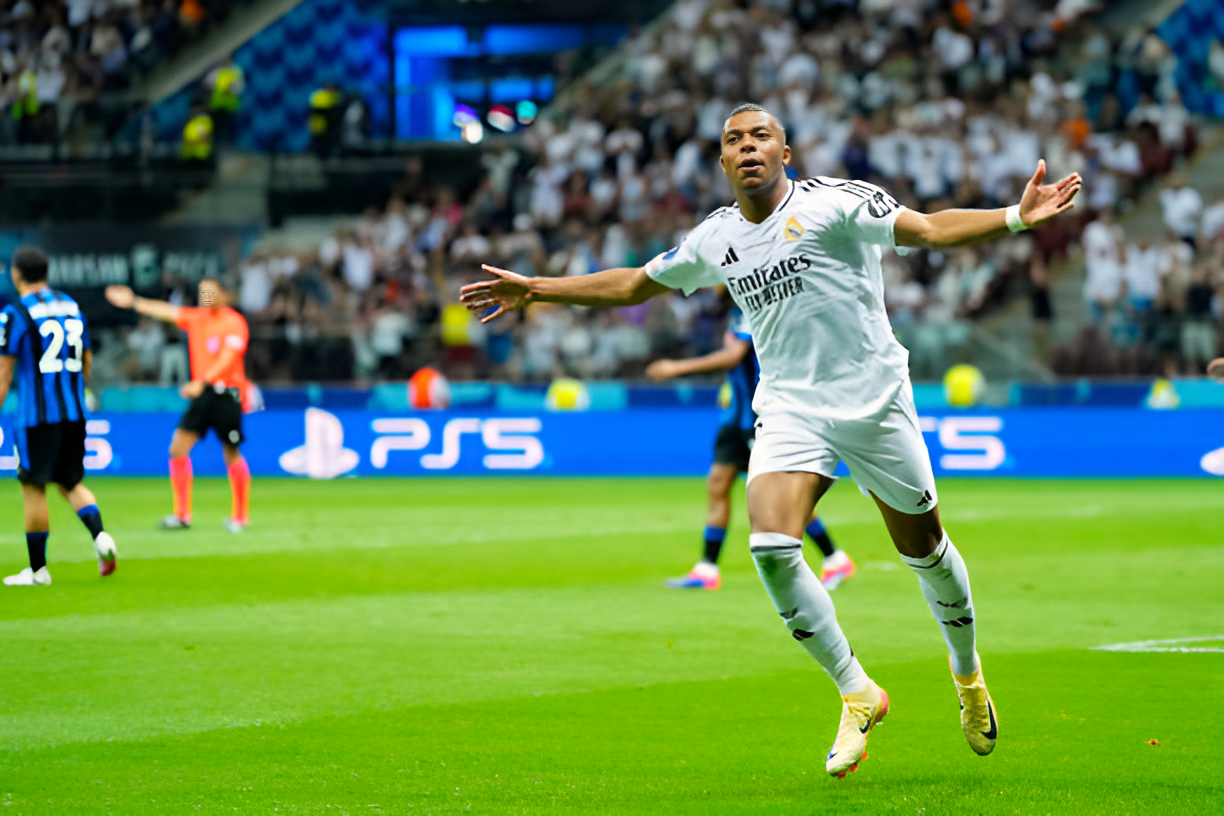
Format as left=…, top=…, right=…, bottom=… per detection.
left=712, top=422, right=754, bottom=472
left=179, top=387, right=244, bottom=446
left=16, top=420, right=86, bottom=489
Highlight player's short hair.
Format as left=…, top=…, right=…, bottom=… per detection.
left=724, top=103, right=786, bottom=144
left=11, top=245, right=49, bottom=284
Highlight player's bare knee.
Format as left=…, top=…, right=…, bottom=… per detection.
left=747, top=506, right=801, bottom=538
left=891, top=517, right=943, bottom=558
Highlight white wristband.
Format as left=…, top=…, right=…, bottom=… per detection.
left=1005, top=204, right=1028, bottom=233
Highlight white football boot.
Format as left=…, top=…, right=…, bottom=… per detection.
left=94, top=532, right=117, bottom=577
left=4, top=566, right=52, bottom=586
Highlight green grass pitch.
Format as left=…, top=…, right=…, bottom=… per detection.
left=0, top=476, right=1221, bottom=815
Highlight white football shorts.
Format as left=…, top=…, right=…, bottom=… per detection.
left=746, top=381, right=938, bottom=514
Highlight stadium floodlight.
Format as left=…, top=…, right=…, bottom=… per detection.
left=461, top=121, right=484, bottom=144
left=515, top=100, right=538, bottom=125
left=487, top=106, right=516, bottom=133
left=452, top=103, right=479, bottom=129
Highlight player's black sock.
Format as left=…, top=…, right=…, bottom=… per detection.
left=702, top=526, right=727, bottom=565
left=76, top=504, right=104, bottom=540
left=26, top=532, right=48, bottom=572
left=805, top=517, right=836, bottom=559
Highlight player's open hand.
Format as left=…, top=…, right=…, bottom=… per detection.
left=105, top=285, right=135, bottom=309
left=1019, top=160, right=1082, bottom=228
left=1208, top=357, right=1224, bottom=382
left=645, top=360, right=681, bottom=381
left=459, top=265, right=534, bottom=323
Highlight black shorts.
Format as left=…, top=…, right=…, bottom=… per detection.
left=712, top=422, right=754, bottom=472
left=179, top=387, right=244, bottom=446
left=16, top=420, right=86, bottom=489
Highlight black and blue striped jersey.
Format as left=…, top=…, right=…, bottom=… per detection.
left=0, top=288, right=91, bottom=428
left=723, top=308, right=759, bottom=431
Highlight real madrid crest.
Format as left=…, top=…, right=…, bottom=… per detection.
left=784, top=216, right=804, bottom=241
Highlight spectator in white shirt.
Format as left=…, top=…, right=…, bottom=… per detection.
left=933, top=25, right=974, bottom=71
left=1082, top=209, right=1124, bottom=320
left=1200, top=193, right=1224, bottom=243
left=450, top=222, right=492, bottom=263
left=528, top=159, right=567, bottom=228
left=1159, top=172, right=1203, bottom=246
left=1122, top=237, right=1162, bottom=313
left=370, top=303, right=414, bottom=378
left=126, top=317, right=165, bottom=381
left=238, top=253, right=273, bottom=314
left=342, top=239, right=374, bottom=293
left=1157, top=230, right=1195, bottom=300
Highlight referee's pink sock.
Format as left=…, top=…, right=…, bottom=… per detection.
left=227, top=457, right=250, bottom=525
left=169, top=456, right=193, bottom=523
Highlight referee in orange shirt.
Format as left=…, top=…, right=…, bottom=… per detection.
left=106, top=279, right=251, bottom=532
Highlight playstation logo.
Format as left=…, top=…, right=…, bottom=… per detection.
left=279, top=408, right=360, bottom=479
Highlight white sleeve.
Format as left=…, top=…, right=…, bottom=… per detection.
left=840, top=181, right=905, bottom=249
left=644, top=224, right=721, bottom=295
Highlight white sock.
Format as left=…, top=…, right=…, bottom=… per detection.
left=901, top=533, right=980, bottom=676
left=750, top=532, right=869, bottom=695
left=692, top=561, right=719, bottom=578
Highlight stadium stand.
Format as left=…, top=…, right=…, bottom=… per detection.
left=0, top=0, right=268, bottom=147
left=5, top=0, right=1222, bottom=386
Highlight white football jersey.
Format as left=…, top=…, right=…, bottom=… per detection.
left=646, top=177, right=910, bottom=421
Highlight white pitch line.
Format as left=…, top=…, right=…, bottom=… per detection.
left=1091, top=635, right=1224, bottom=654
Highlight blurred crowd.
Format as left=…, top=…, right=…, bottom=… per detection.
left=0, top=0, right=242, bottom=145
left=105, top=0, right=1218, bottom=384
left=1066, top=175, right=1224, bottom=378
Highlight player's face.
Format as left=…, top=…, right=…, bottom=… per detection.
left=199, top=281, right=223, bottom=308
left=720, top=111, right=790, bottom=194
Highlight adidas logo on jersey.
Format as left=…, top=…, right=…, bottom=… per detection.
left=720, top=247, right=739, bottom=266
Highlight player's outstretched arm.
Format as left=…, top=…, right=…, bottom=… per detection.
left=646, top=334, right=751, bottom=381
left=460, top=264, right=670, bottom=323
left=104, top=285, right=181, bottom=324
left=895, top=160, right=1081, bottom=249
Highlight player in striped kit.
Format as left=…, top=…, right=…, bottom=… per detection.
left=0, top=246, right=116, bottom=585
left=647, top=302, right=854, bottom=591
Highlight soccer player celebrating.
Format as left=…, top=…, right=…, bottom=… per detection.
left=0, top=246, right=117, bottom=585
left=462, top=103, right=1081, bottom=777
left=647, top=302, right=854, bottom=591
left=105, top=278, right=251, bottom=533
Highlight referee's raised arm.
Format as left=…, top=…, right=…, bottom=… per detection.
left=104, top=285, right=182, bottom=324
